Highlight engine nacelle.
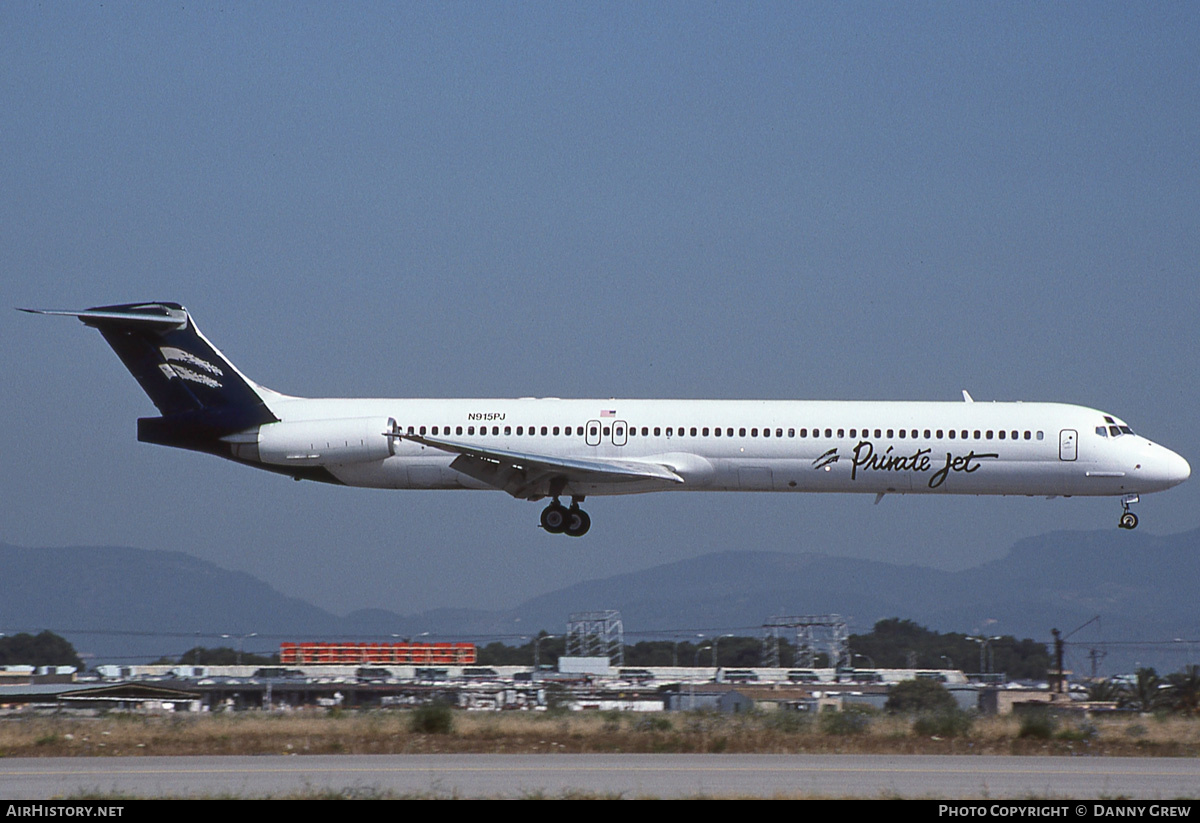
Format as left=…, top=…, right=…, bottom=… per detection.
left=251, top=417, right=396, bottom=467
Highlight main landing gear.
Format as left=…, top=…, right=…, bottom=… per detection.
left=1118, top=494, right=1139, bottom=530
left=540, top=497, right=591, bottom=537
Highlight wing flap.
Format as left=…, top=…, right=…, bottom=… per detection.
left=396, top=432, right=684, bottom=498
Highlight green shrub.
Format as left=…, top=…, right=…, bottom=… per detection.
left=913, top=710, right=973, bottom=738
left=634, top=715, right=672, bottom=732
left=764, top=710, right=814, bottom=733
left=886, top=679, right=958, bottom=715
left=820, top=707, right=873, bottom=735
left=409, top=702, right=454, bottom=735
left=1055, top=721, right=1097, bottom=742
left=1017, top=710, right=1058, bottom=740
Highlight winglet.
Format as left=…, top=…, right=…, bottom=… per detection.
left=962, top=390, right=974, bottom=403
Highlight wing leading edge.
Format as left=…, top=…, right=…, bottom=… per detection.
left=395, top=432, right=685, bottom=499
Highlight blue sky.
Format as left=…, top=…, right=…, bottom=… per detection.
left=2, top=2, right=1197, bottom=626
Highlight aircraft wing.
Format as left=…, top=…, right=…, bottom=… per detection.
left=397, top=432, right=685, bottom=499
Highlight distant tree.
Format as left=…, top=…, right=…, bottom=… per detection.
left=1086, top=679, right=1123, bottom=702
left=1119, top=667, right=1164, bottom=713
left=0, top=631, right=82, bottom=669
left=848, top=618, right=1049, bottom=679
left=885, top=678, right=959, bottom=715
left=1165, top=665, right=1200, bottom=715
left=474, top=633, right=565, bottom=667
left=174, top=646, right=278, bottom=666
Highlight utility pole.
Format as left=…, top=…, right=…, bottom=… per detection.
left=1052, top=628, right=1064, bottom=694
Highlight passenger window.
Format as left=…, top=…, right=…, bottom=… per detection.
left=923, top=429, right=931, bottom=439
left=727, top=428, right=734, bottom=437
left=1024, top=431, right=1031, bottom=440
left=948, top=430, right=956, bottom=439
left=642, top=427, right=649, bottom=436
left=936, top=430, right=943, bottom=439
left=777, top=428, right=783, bottom=437
left=741, top=428, right=748, bottom=437
left=467, top=426, right=475, bottom=435
left=800, top=428, right=808, bottom=437
left=974, top=431, right=981, bottom=439
left=998, top=430, right=1005, bottom=439
left=1037, top=431, right=1044, bottom=440
left=504, top=426, right=511, bottom=435
left=419, top=426, right=426, bottom=435
left=543, top=426, right=550, bottom=435
left=788, top=428, right=795, bottom=437
left=763, top=428, right=770, bottom=438
left=456, top=426, right=463, bottom=435
left=690, top=427, right=697, bottom=436
left=702, top=428, right=709, bottom=436
left=899, top=429, right=906, bottom=439
left=654, top=427, right=661, bottom=436
left=849, top=429, right=856, bottom=439
left=824, top=428, right=832, bottom=438
left=986, top=430, right=993, bottom=440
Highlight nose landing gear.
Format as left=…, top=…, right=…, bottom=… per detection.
left=540, top=497, right=590, bottom=537
left=1118, top=494, right=1139, bottom=530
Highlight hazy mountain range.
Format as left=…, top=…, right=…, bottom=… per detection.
left=2, top=528, right=1197, bottom=675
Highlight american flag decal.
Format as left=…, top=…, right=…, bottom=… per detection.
left=600, top=409, right=616, bottom=417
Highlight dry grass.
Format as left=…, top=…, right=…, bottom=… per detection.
left=1, top=708, right=1197, bottom=758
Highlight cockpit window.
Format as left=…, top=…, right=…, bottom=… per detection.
left=1099, top=422, right=1136, bottom=438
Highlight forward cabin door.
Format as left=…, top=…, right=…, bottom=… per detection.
left=1059, top=429, right=1078, bottom=461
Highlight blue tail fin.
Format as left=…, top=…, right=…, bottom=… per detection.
left=21, top=302, right=278, bottom=452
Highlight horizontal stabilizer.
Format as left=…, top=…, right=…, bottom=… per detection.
left=19, top=304, right=188, bottom=330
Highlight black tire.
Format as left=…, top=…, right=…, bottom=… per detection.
left=1120, top=512, right=1138, bottom=530
left=541, top=503, right=568, bottom=533
left=565, top=508, right=591, bottom=537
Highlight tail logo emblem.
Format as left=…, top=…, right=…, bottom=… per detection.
left=158, top=346, right=224, bottom=388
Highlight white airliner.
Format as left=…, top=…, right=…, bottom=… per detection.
left=24, top=302, right=1190, bottom=537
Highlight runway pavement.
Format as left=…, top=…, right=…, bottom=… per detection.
left=2, top=753, right=1199, bottom=799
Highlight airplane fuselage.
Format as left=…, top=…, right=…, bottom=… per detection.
left=245, top=396, right=1188, bottom=501
left=24, top=302, right=1190, bottom=537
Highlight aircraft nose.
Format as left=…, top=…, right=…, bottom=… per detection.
left=1167, top=449, right=1191, bottom=487
left=1148, top=447, right=1191, bottom=489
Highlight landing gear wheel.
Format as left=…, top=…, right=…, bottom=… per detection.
left=565, top=508, right=591, bottom=537
left=1119, top=512, right=1138, bottom=530
left=540, top=502, right=569, bottom=533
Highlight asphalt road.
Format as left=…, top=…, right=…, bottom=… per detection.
left=3, top=754, right=1199, bottom=799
